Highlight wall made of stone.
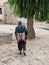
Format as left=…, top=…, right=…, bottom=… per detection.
left=4, top=4, right=18, bottom=24
left=0, top=2, right=27, bottom=24
left=0, top=4, right=5, bottom=24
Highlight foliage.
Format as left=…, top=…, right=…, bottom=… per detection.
left=8, top=0, right=49, bottom=21
left=35, top=0, right=49, bottom=21
left=8, top=0, right=36, bottom=17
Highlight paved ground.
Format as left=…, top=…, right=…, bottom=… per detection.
left=0, top=24, right=49, bottom=65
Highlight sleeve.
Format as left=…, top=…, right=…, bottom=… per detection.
left=24, top=26, right=28, bottom=39
left=15, top=27, right=17, bottom=35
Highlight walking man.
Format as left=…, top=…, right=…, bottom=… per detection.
left=15, top=21, right=28, bottom=56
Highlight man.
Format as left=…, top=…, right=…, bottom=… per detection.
left=15, top=21, right=28, bottom=56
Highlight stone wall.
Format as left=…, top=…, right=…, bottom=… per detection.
left=4, top=3, right=18, bottom=24
left=0, top=3, right=27, bottom=24
left=0, top=2, right=18, bottom=24
left=0, top=4, right=5, bottom=24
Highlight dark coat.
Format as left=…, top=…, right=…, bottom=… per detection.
left=15, top=24, right=28, bottom=39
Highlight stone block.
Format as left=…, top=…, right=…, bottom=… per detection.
left=0, top=33, right=13, bottom=44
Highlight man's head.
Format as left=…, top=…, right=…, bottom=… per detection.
left=18, top=21, right=22, bottom=25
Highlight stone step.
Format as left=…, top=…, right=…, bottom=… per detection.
left=0, top=33, right=13, bottom=44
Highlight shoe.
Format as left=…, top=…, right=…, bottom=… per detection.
left=23, top=52, right=26, bottom=56
left=20, top=51, right=22, bottom=55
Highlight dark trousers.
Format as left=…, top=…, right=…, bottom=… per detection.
left=18, top=41, right=26, bottom=51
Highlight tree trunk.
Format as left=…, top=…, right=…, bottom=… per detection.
left=27, top=15, right=35, bottom=39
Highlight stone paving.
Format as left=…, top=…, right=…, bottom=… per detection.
left=0, top=25, right=49, bottom=65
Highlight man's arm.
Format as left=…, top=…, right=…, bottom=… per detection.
left=15, top=27, right=17, bottom=35
left=24, top=26, right=28, bottom=39
left=15, top=27, right=18, bottom=40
